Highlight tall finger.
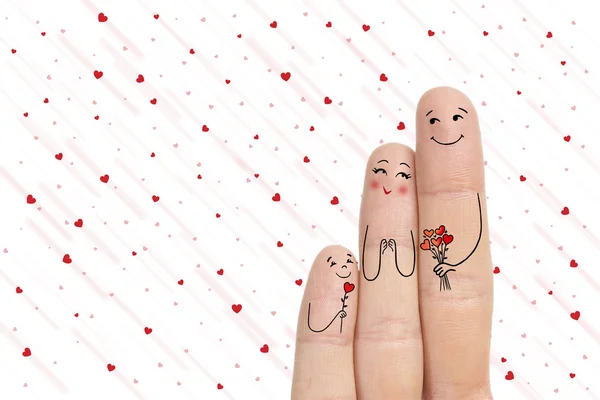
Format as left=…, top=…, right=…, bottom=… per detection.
left=291, top=245, right=359, bottom=400
left=355, top=143, right=423, bottom=399
left=415, top=87, right=494, bottom=399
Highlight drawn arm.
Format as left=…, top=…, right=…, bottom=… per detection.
left=443, top=192, right=483, bottom=268
left=361, top=225, right=384, bottom=281
left=392, top=231, right=416, bottom=277
left=307, top=303, right=342, bottom=333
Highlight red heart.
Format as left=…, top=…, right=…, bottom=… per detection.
left=303, top=156, right=310, bottom=163
left=197, top=174, right=202, bottom=179
left=260, top=344, right=269, bottom=353
left=561, top=61, right=566, bottom=66
left=493, top=266, right=500, bottom=274
left=26, top=194, right=36, bottom=204
left=380, top=73, right=388, bottom=82
left=570, top=259, right=578, bottom=268
left=74, top=313, right=79, bottom=317
left=277, top=241, right=283, bottom=247
left=153, top=14, right=159, bottom=20
left=150, top=98, right=157, bottom=105
left=270, top=21, right=277, bottom=28
left=561, top=207, right=569, bottom=215
left=136, top=74, right=144, bottom=83
left=237, top=34, right=242, bottom=38
left=202, top=125, right=209, bottom=132
left=326, top=22, right=332, bottom=28
left=517, top=91, right=521, bottom=95
left=272, top=193, right=281, bottom=202
left=443, top=234, right=453, bottom=245
left=215, top=213, right=220, bottom=218
left=107, top=364, right=115, bottom=372
left=254, top=135, right=259, bottom=140
left=548, top=291, right=553, bottom=295
left=520, top=175, right=526, bottom=181
left=22, top=348, right=31, bottom=357
left=362, top=24, right=370, bottom=32
left=93, top=70, right=103, bottom=79
left=505, top=371, right=514, bottom=380
left=232, top=304, right=242, bottom=313
left=178, top=279, right=184, bottom=285
left=23, top=112, right=28, bottom=117
left=98, top=13, right=108, bottom=23
left=225, top=79, right=230, bottom=84
left=189, top=49, right=195, bottom=54
left=217, top=269, right=224, bottom=275
left=11, top=49, right=17, bottom=54
left=563, top=135, right=571, bottom=142
left=100, top=174, right=109, bottom=183
left=423, top=229, right=434, bottom=237
left=330, top=196, right=339, bottom=205
left=132, top=251, right=137, bottom=256
left=420, top=240, right=430, bottom=250
left=63, top=254, right=72, bottom=264
left=570, top=373, right=575, bottom=378
left=280, top=72, right=291, bottom=81
left=397, top=122, right=405, bottom=130
left=546, top=31, right=553, bottom=38
left=570, top=311, right=580, bottom=320
left=295, top=279, right=302, bottom=286
left=501, top=357, right=506, bottom=363
left=152, top=195, right=160, bottom=202
left=43, top=98, right=49, bottom=103
left=428, top=30, right=435, bottom=36
left=254, top=174, right=259, bottom=178
left=431, top=237, right=442, bottom=247
left=309, top=126, right=315, bottom=131
left=144, top=327, right=152, bottom=334
left=74, top=219, right=83, bottom=227
left=324, top=96, right=332, bottom=104
left=435, top=225, right=445, bottom=235
left=94, top=115, right=99, bottom=120
left=483, top=31, right=489, bottom=36
left=344, top=282, right=355, bottom=293
left=16, top=287, right=23, bottom=294
left=217, top=383, right=223, bottom=390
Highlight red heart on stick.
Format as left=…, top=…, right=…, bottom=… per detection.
left=435, top=225, right=445, bottom=235
left=420, top=240, right=430, bottom=250
left=443, top=234, right=453, bottom=245
left=344, top=282, right=355, bottom=293
left=431, top=237, right=442, bottom=247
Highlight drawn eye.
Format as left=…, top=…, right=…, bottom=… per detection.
left=453, top=114, right=463, bottom=121
left=395, top=172, right=411, bottom=179
left=346, top=259, right=353, bottom=264
left=330, top=261, right=336, bottom=268
left=429, top=118, right=440, bottom=125
left=372, top=168, right=387, bottom=175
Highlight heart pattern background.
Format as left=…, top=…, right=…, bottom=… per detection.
left=1, top=0, right=600, bottom=399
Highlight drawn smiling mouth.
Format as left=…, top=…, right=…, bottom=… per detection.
left=336, top=271, right=351, bottom=278
left=382, top=187, right=392, bottom=195
left=431, top=134, right=464, bottom=146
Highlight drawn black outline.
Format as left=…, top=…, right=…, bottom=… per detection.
left=307, top=283, right=352, bottom=334
left=361, top=225, right=416, bottom=281
left=429, top=192, right=483, bottom=291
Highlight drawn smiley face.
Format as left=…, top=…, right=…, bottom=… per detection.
left=327, top=254, right=354, bottom=279
left=426, top=107, right=469, bottom=146
left=371, top=159, right=412, bottom=196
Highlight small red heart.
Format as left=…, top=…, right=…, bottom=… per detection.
left=144, top=327, right=152, bottom=334
left=189, top=49, right=195, bottom=54
left=217, top=383, right=223, bottom=390
left=280, top=72, right=291, bottom=81
left=272, top=193, right=281, bottom=202
left=93, top=70, right=103, bottom=79
left=254, top=174, right=259, bottom=178
left=324, top=96, right=332, bottom=105
left=150, top=98, right=157, bottom=105
left=380, top=73, right=388, bottom=82
left=225, top=79, right=230, bottom=84
left=303, top=156, right=310, bottom=163
left=423, top=229, right=434, bottom=237
left=152, top=195, right=160, bottom=202
left=563, top=135, right=571, bottom=142
left=548, top=290, right=553, bottom=295
left=260, top=344, right=269, bottom=353
left=22, top=348, right=32, bottom=357
left=153, top=14, right=159, bottom=20
left=561, top=61, right=566, bottom=66
left=107, top=364, right=115, bottom=372
left=435, top=225, right=445, bottom=235
left=41, top=32, right=46, bottom=36
left=100, top=174, right=109, bottom=183
left=517, top=91, right=521, bottom=95
left=483, top=31, right=489, bottom=36
left=561, top=207, right=569, bottom=215
left=237, top=34, right=242, bottom=38
left=420, top=240, right=430, bottom=250
left=178, top=279, right=184, bottom=285
left=493, top=266, right=500, bottom=274
left=270, top=21, right=277, bottom=28
left=569, top=373, right=576, bottom=378
left=570, top=259, right=578, bottom=268
left=63, top=254, right=72, bottom=264
left=23, top=112, right=28, bottom=117
left=520, top=175, right=526, bottom=181
left=570, top=311, right=580, bottom=320
left=98, top=13, right=108, bottom=23
left=344, top=282, right=355, bottom=293
left=202, top=125, right=209, bottom=132
left=217, top=269, right=224, bottom=275
left=546, top=31, right=553, bottom=38
left=74, top=219, right=83, bottom=228
left=132, top=251, right=137, bottom=256
left=136, top=74, right=144, bottom=83
left=232, top=304, right=242, bottom=313
left=277, top=241, right=283, bottom=247
left=428, top=30, right=435, bottom=36
left=11, top=49, right=17, bottom=54
left=431, top=237, right=442, bottom=247
left=362, top=24, right=370, bottom=32
left=309, top=126, right=315, bottom=131
left=197, top=174, right=202, bottom=179
left=295, top=279, right=302, bottom=286
left=505, top=371, right=514, bottom=380
left=330, top=196, right=339, bottom=205
left=443, top=234, right=453, bottom=245
left=26, top=194, right=36, bottom=204
left=94, top=115, right=100, bottom=120
left=43, top=98, right=49, bottom=103
left=501, top=357, right=507, bottom=362
left=325, top=21, right=332, bottom=28
left=16, top=287, right=23, bottom=294
left=74, top=313, right=79, bottom=317
left=215, top=213, right=221, bottom=218
left=150, top=152, right=155, bottom=157
left=397, top=122, right=405, bottom=130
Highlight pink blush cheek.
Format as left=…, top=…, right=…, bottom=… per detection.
left=398, top=185, right=408, bottom=196
left=370, top=179, right=379, bottom=190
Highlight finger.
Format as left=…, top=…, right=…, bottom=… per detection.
left=415, top=86, right=493, bottom=399
left=291, top=245, right=359, bottom=400
left=355, top=143, right=423, bottom=399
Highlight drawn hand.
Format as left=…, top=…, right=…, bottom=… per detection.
left=339, top=310, right=347, bottom=319
left=387, top=238, right=396, bottom=252
left=433, top=262, right=456, bottom=277
left=380, top=238, right=388, bottom=254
